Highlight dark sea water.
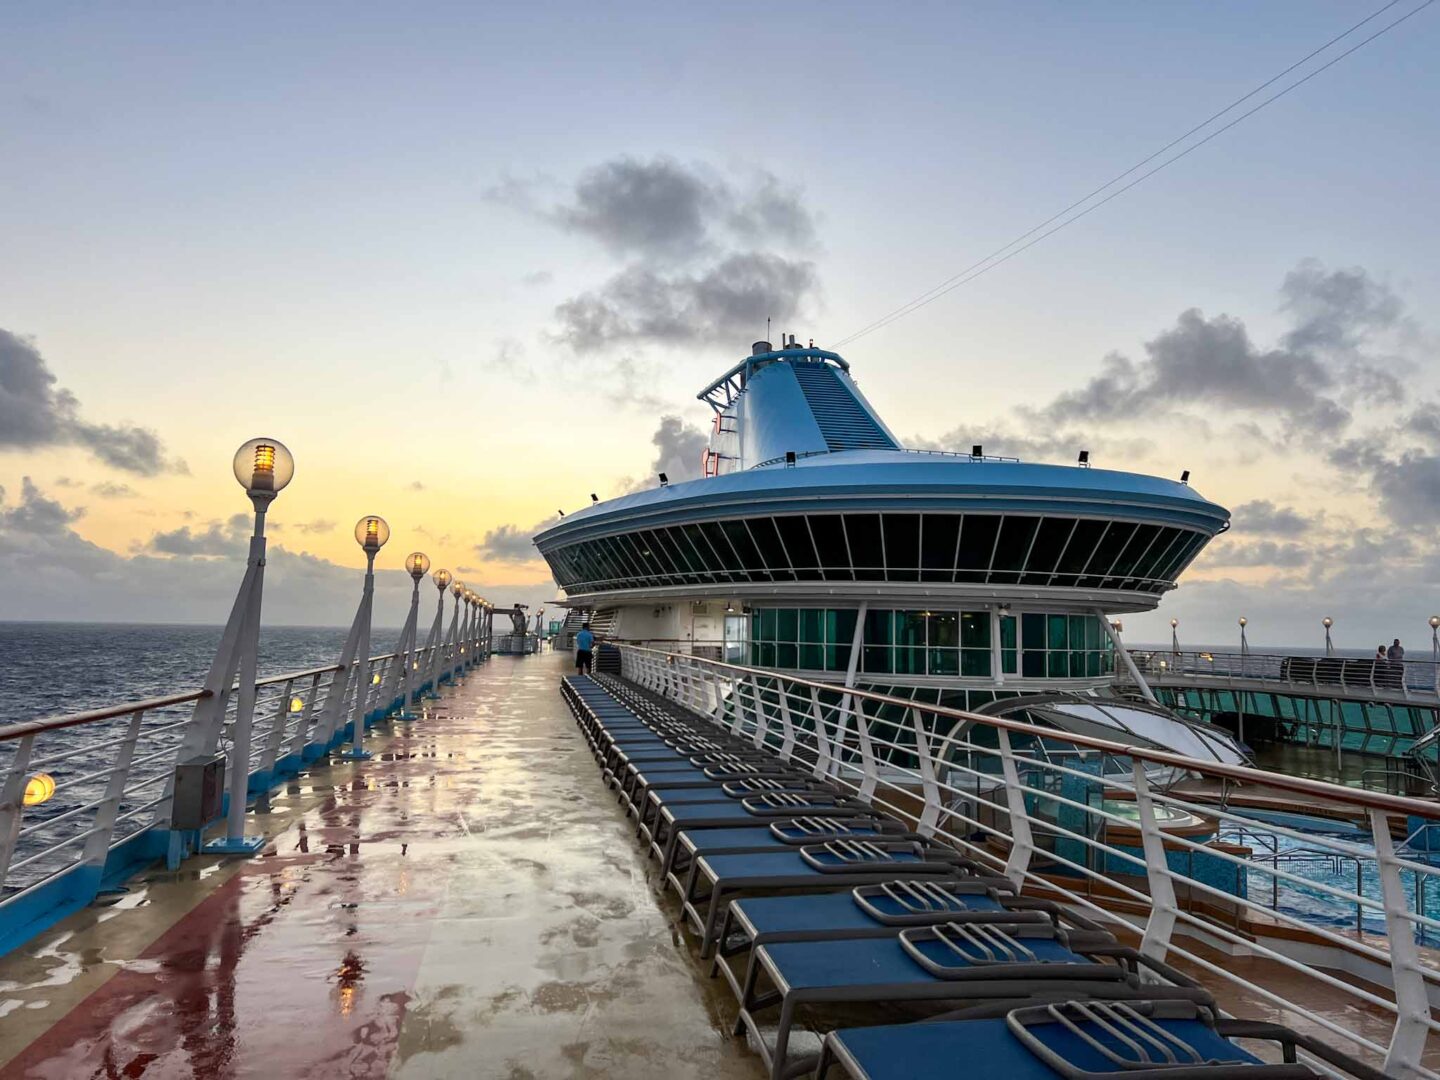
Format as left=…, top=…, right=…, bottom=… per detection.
left=0, top=621, right=403, bottom=727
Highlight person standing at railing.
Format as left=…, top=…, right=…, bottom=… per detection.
left=1388, top=638, right=1405, bottom=662
left=575, top=622, right=595, bottom=676
left=1387, top=638, right=1406, bottom=689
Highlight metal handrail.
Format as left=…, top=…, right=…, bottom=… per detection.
left=614, top=642, right=1440, bottom=1076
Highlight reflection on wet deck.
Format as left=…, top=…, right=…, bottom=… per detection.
left=0, top=651, right=763, bottom=1078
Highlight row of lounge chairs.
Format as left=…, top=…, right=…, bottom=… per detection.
left=560, top=673, right=1384, bottom=1080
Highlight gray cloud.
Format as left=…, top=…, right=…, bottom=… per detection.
left=0, top=477, right=84, bottom=536
left=53, top=476, right=82, bottom=488
left=1230, top=500, right=1314, bottom=538
left=521, top=270, right=554, bottom=287
left=1201, top=539, right=1310, bottom=569
left=1031, top=263, right=1409, bottom=444
left=476, top=516, right=560, bottom=563
left=649, top=415, right=708, bottom=483
left=547, top=156, right=814, bottom=262
left=0, top=329, right=185, bottom=475
left=292, top=519, right=337, bottom=535
left=90, top=481, right=137, bottom=499
left=147, top=522, right=246, bottom=558
left=554, top=253, right=816, bottom=354
left=407, top=481, right=426, bottom=492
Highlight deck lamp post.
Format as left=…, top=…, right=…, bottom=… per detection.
left=190, top=437, right=294, bottom=856
left=334, top=515, right=390, bottom=761
left=1238, top=617, right=1249, bottom=661
left=1323, top=617, right=1334, bottom=657
left=1430, top=617, right=1439, bottom=691
left=390, top=551, right=430, bottom=720
left=423, top=569, right=452, bottom=697
left=1169, top=618, right=1179, bottom=656
left=448, top=581, right=464, bottom=678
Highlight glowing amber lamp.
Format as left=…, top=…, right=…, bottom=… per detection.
left=23, top=773, right=56, bottom=807
left=290, top=696, right=305, bottom=713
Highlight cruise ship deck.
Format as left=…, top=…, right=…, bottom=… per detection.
left=0, top=652, right=761, bottom=1079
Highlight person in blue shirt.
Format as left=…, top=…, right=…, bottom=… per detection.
left=575, top=623, right=595, bottom=675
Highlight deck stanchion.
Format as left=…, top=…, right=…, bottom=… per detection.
left=1132, top=761, right=1179, bottom=964
left=390, top=553, right=430, bottom=719
left=339, top=515, right=389, bottom=761
left=79, top=710, right=144, bottom=890
left=996, top=727, right=1034, bottom=888
left=423, top=570, right=451, bottom=697
left=748, top=675, right=768, bottom=749
left=808, top=687, right=834, bottom=780
left=0, top=735, right=38, bottom=884
left=910, top=707, right=940, bottom=837
left=776, top=682, right=797, bottom=762
left=854, top=698, right=878, bottom=802
left=287, top=671, right=322, bottom=762
left=256, top=679, right=293, bottom=780
left=1372, top=808, right=1430, bottom=1077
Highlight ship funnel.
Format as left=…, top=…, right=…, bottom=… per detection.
left=751, top=340, right=772, bottom=356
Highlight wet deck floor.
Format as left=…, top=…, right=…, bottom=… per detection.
left=0, top=652, right=764, bottom=1079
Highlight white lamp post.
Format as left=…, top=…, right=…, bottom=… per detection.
left=334, top=515, right=390, bottom=761
left=1323, top=616, right=1334, bottom=657
left=447, top=581, right=464, bottom=679
left=1169, top=617, right=1179, bottom=656
left=189, top=437, right=295, bottom=856
left=423, top=569, right=452, bottom=697
left=389, top=551, right=429, bottom=721
left=1429, top=616, right=1439, bottom=692
left=1238, top=617, right=1249, bottom=671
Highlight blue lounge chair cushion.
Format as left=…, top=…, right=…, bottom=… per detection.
left=734, top=891, right=1005, bottom=937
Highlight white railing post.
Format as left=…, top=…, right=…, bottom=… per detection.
left=749, top=676, right=769, bottom=749
left=854, top=698, right=878, bottom=802
left=809, top=687, right=834, bottom=780
left=0, top=734, right=37, bottom=886
left=1132, top=761, right=1179, bottom=964
left=80, top=709, right=144, bottom=881
left=910, top=707, right=940, bottom=837
left=1371, top=807, right=1430, bottom=1077
left=288, top=671, right=323, bottom=761
left=997, top=728, right=1035, bottom=888
left=776, top=679, right=797, bottom=763
left=258, top=679, right=293, bottom=778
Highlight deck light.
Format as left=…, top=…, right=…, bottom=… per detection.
left=1238, top=616, right=1249, bottom=657
left=658, top=472, right=669, bottom=486
left=451, top=581, right=463, bottom=597
left=233, top=438, right=294, bottom=500
left=372, top=672, right=381, bottom=685
left=290, top=696, right=305, bottom=713
left=590, top=493, right=598, bottom=503
left=1169, top=618, right=1179, bottom=654
left=1077, top=450, right=1089, bottom=466
left=557, top=509, right=565, bottom=517
left=1180, top=470, right=1190, bottom=484
left=434, top=569, right=452, bottom=589
left=1323, top=616, right=1335, bottom=656
left=971, top=444, right=982, bottom=458
left=23, top=773, right=55, bottom=806
left=354, top=515, right=390, bottom=551
left=405, top=552, right=430, bottom=579
left=785, top=451, right=797, bottom=466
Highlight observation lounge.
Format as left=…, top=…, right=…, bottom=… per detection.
left=536, top=338, right=1230, bottom=716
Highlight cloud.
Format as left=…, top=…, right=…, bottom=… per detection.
left=407, top=481, right=426, bottom=492
left=53, top=476, right=82, bottom=488
left=475, top=515, right=560, bottom=563
left=495, top=157, right=821, bottom=357
left=0, top=329, right=186, bottom=475
left=1027, top=263, right=1409, bottom=445
left=1229, top=500, right=1314, bottom=538
left=146, top=520, right=247, bottom=558
left=90, top=481, right=138, bottom=499
left=648, top=415, right=708, bottom=483
left=0, top=477, right=84, bottom=536
left=545, top=156, right=814, bottom=262
left=553, top=253, right=816, bottom=354
left=520, top=270, right=554, bottom=287
left=1202, top=539, right=1310, bottom=569
left=292, top=519, right=336, bottom=534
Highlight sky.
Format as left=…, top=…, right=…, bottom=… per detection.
left=2, top=1, right=1438, bottom=647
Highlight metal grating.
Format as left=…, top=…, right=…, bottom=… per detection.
left=790, top=362, right=898, bottom=451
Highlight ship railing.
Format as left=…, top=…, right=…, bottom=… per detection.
left=749, top=447, right=1023, bottom=469
left=0, top=634, right=483, bottom=953
left=559, top=565, right=1175, bottom=595
left=1130, top=647, right=1440, bottom=699
left=616, top=643, right=1440, bottom=1078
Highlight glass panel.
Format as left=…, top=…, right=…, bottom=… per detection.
left=759, top=642, right=776, bottom=666
left=681, top=523, right=721, bottom=576
left=961, top=650, right=992, bottom=677
left=1048, top=651, right=1070, bottom=678
left=1069, top=615, right=1087, bottom=650
left=808, top=515, right=853, bottom=581
left=863, top=645, right=893, bottom=674
left=1132, top=527, right=1182, bottom=583
left=1054, top=519, right=1106, bottom=585
left=800, top=643, right=824, bottom=670
left=894, top=610, right=927, bottom=649
left=929, top=649, right=959, bottom=676
left=921, top=514, right=961, bottom=582
left=748, top=517, right=794, bottom=580
left=894, top=646, right=925, bottom=675
left=1111, top=524, right=1161, bottom=581
left=759, top=608, right=777, bottom=640
left=883, top=514, right=920, bottom=581
left=845, top=515, right=885, bottom=578
left=830, top=608, right=858, bottom=645
left=990, top=516, right=1039, bottom=584
left=800, top=608, right=824, bottom=644
left=828, top=643, right=853, bottom=672
left=776, top=608, right=799, bottom=641
left=1021, top=613, right=1045, bottom=650
left=960, top=611, right=990, bottom=649
left=699, top=521, right=743, bottom=573
left=776, top=516, right=822, bottom=581
left=865, top=608, right=893, bottom=647
left=776, top=643, right=798, bottom=668
left=1048, top=614, right=1068, bottom=650
left=929, top=612, right=959, bottom=648
left=1000, top=614, right=1018, bottom=674
left=1022, top=517, right=1074, bottom=584
left=1081, top=521, right=1135, bottom=585
left=955, top=515, right=1000, bottom=582
left=1022, top=650, right=1045, bottom=678
left=722, top=519, right=766, bottom=574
